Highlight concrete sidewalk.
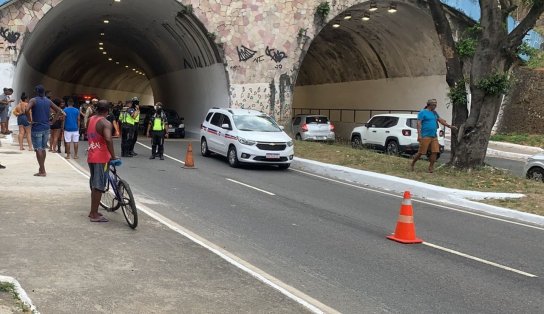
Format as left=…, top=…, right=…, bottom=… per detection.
left=0, top=141, right=309, bottom=313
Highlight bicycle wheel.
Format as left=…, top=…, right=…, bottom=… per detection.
left=118, top=179, right=138, bottom=229
left=99, top=179, right=120, bottom=211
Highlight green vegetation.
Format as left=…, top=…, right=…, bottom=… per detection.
left=476, top=72, right=511, bottom=96
left=0, top=282, right=31, bottom=313
left=490, top=133, right=544, bottom=147
left=294, top=140, right=544, bottom=215
left=315, top=2, right=331, bottom=22
left=456, top=24, right=481, bottom=59
left=447, top=80, right=468, bottom=107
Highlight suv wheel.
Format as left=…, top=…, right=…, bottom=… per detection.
left=527, top=167, right=544, bottom=182
left=201, top=138, right=210, bottom=157
left=351, top=135, right=362, bottom=149
left=228, top=146, right=240, bottom=168
left=385, top=140, right=400, bottom=156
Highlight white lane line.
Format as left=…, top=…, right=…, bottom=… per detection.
left=226, top=178, right=276, bottom=196
left=137, top=141, right=185, bottom=164
left=291, top=169, right=544, bottom=231
left=423, top=242, right=538, bottom=278
left=63, top=156, right=336, bottom=313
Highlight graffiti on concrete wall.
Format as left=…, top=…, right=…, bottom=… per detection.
left=231, top=84, right=271, bottom=113
left=237, top=45, right=257, bottom=62
left=0, top=27, right=21, bottom=56
left=235, top=44, right=288, bottom=66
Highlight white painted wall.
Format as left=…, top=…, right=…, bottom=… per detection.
left=149, top=64, right=230, bottom=133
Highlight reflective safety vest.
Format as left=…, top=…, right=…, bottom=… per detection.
left=121, top=110, right=135, bottom=125
left=134, top=113, right=140, bottom=123
left=152, top=117, right=165, bottom=131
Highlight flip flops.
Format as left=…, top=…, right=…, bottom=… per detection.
left=90, top=216, right=109, bottom=222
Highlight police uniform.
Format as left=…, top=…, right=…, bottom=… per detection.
left=148, top=111, right=167, bottom=160
left=120, top=106, right=136, bottom=157
left=129, top=99, right=140, bottom=156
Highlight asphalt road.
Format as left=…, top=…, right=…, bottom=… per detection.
left=73, top=137, right=544, bottom=313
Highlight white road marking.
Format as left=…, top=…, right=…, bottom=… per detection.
left=423, top=242, right=538, bottom=278
left=226, top=178, right=276, bottom=196
left=291, top=169, right=544, bottom=231
left=137, top=141, right=185, bottom=164
left=63, top=155, right=336, bottom=313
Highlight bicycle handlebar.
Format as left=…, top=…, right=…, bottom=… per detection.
left=109, top=159, right=123, bottom=167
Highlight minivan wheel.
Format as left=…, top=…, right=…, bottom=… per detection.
left=201, top=138, right=210, bottom=157
left=228, top=146, right=240, bottom=168
left=385, top=140, right=400, bottom=156
left=351, top=135, right=362, bottom=149
left=295, top=133, right=302, bottom=141
left=527, top=167, right=544, bottom=182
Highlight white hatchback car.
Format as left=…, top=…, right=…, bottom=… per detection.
left=200, top=108, right=294, bottom=169
left=524, top=153, right=544, bottom=182
left=350, top=113, right=445, bottom=156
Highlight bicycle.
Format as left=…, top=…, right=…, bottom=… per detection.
left=99, top=159, right=138, bottom=229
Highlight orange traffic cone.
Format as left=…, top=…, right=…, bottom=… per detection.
left=387, top=191, right=422, bottom=244
left=183, top=142, right=196, bottom=169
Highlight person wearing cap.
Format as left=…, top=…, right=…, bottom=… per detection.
left=26, top=85, right=66, bottom=177
left=411, top=99, right=457, bottom=173
left=119, top=98, right=139, bottom=157
left=129, top=97, right=141, bottom=156
left=146, top=102, right=168, bottom=160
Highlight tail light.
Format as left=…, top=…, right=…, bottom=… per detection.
left=439, top=130, right=445, bottom=137
left=301, top=123, right=308, bottom=132
left=402, top=129, right=411, bottom=136
left=329, top=123, right=335, bottom=131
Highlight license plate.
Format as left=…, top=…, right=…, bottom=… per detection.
left=266, top=153, right=280, bottom=159
left=168, top=128, right=175, bottom=132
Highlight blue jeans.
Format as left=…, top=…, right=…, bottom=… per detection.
left=31, top=129, right=50, bottom=151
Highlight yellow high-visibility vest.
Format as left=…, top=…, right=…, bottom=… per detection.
left=152, top=117, right=165, bottom=131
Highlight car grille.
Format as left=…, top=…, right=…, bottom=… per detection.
left=254, top=156, right=289, bottom=162
left=256, top=142, right=287, bottom=151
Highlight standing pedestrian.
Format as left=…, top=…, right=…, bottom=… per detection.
left=129, top=97, right=140, bottom=156
left=63, top=99, right=80, bottom=159
left=411, top=99, right=457, bottom=173
left=146, top=102, right=168, bottom=160
left=49, top=99, right=64, bottom=153
left=13, top=92, right=33, bottom=151
left=87, top=100, right=117, bottom=222
left=120, top=98, right=138, bottom=157
left=26, top=85, right=65, bottom=177
left=0, top=87, right=14, bottom=134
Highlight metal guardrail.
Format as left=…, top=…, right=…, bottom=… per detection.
left=292, top=108, right=419, bottom=123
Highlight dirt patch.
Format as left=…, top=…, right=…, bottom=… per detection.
left=0, top=283, right=31, bottom=313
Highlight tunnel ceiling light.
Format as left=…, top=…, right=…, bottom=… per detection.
left=388, top=4, right=397, bottom=13
left=99, top=47, right=104, bottom=50
left=114, top=0, right=121, bottom=2
left=116, top=61, right=120, bottom=64
left=332, top=23, right=340, bottom=28
left=99, top=42, right=103, bottom=45
left=103, top=20, right=110, bottom=24
left=362, top=12, right=370, bottom=21
left=125, top=65, right=129, bottom=68
left=102, top=51, right=107, bottom=54
left=132, top=68, right=136, bottom=71
left=369, top=1, right=378, bottom=12
left=108, top=58, right=112, bottom=61
left=100, top=32, right=105, bottom=36
left=343, top=14, right=352, bottom=20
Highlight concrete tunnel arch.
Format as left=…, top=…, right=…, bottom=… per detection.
left=293, top=0, right=450, bottom=138
left=13, top=0, right=230, bottom=133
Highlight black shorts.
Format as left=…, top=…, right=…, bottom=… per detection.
left=88, top=163, right=109, bottom=192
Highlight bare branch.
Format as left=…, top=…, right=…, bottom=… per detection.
left=506, top=0, right=544, bottom=50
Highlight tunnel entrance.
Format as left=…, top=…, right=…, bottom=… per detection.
left=293, top=0, right=448, bottom=138
left=14, top=0, right=229, bottom=132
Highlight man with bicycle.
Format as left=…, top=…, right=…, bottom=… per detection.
left=87, top=100, right=117, bottom=222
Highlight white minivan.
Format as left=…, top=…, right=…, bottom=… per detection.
left=200, top=108, right=294, bottom=169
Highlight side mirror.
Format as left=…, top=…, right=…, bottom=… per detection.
left=221, top=123, right=231, bottom=130
left=363, top=123, right=369, bottom=128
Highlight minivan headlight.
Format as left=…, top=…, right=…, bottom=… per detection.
left=179, top=124, right=184, bottom=128
left=238, top=137, right=256, bottom=146
left=287, top=140, right=293, bottom=147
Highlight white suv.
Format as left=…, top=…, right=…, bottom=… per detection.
left=200, top=108, right=294, bottom=169
left=350, top=113, right=445, bottom=156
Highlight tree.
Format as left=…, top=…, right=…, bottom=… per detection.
left=428, top=0, right=544, bottom=168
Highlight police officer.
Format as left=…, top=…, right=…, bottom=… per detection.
left=146, top=102, right=168, bottom=160
left=129, top=97, right=140, bottom=156
left=120, top=98, right=138, bottom=157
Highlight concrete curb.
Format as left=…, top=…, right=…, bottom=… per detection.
left=445, top=139, right=542, bottom=161
left=293, top=157, right=544, bottom=226
left=0, top=275, right=39, bottom=313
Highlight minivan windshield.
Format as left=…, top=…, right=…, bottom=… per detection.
left=233, top=114, right=282, bottom=132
